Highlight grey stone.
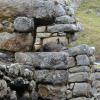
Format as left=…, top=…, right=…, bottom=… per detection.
left=73, top=83, right=92, bottom=97
left=67, top=57, right=76, bottom=68
left=56, top=15, right=76, bottom=24
left=14, top=17, right=34, bottom=32
left=69, top=66, right=90, bottom=73
left=15, top=52, right=69, bottom=69
left=38, top=85, right=67, bottom=100
left=76, top=55, right=90, bottom=66
left=68, top=44, right=95, bottom=56
left=47, top=24, right=79, bottom=33
left=35, top=70, right=68, bottom=85
left=68, top=72, right=89, bottom=83
left=0, top=79, right=8, bottom=98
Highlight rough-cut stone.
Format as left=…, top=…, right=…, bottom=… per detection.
left=69, top=66, right=90, bottom=73
left=47, top=24, right=80, bottom=33
left=42, top=36, right=68, bottom=51
left=37, top=26, right=46, bottom=33
left=35, top=70, right=68, bottom=85
left=15, top=52, right=69, bottom=69
left=55, top=15, right=76, bottom=24
left=38, top=85, right=67, bottom=100
left=68, top=44, right=95, bottom=56
left=0, top=32, right=33, bottom=52
left=68, top=72, right=89, bottom=83
left=73, top=83, right=92, bottom=97
left=0, top=79, right=8, bottom=99
left=0, top=52, right=14, bottom=63
left=36, top=33, right=51, bottom=38
left=14, top=17, right=34, bottom=32
left=76, top=55, right=90, bottom=66
left=67, top=57, right=76, bottom=68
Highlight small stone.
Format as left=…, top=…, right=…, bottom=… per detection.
left=14, top=17, right=34, bottom=32
left=37, top=26, right=46, bottom=33
left=56, top=15, right=76, bottom=24
left=76, top=55, right=90, bottom=66
left=36, top=33, right=51, bottom=38
left=68, top=44, right=95, bottom=56
left=67, top=57, right=76, bottom=68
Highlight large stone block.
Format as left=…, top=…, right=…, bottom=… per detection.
left=0, top=32, right=33, bottom=52
left=14, top=17, right=34, bottom=33
left=68, top=72, right=89, bottom=83
left=73, top=83, right=92, bottom=97
left=15, top=52, right=69, bottom=69
left=35, top=70, right=68, bottom=85
left=42, top=36, right=68, bottom=52
left=76, top=55, right=90, bottom=66
left=68, top=44, right=95, bottom=56
left=38, top=85, right=67, bottom=100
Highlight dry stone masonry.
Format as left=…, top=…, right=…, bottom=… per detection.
left=0, top=0, right=99, bottom=100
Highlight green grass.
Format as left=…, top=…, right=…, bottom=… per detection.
left=72, top=0, right=100, bottom=57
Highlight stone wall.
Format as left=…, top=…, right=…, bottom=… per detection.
left=0, top=0, right=99, bottom=100
left=0, top=0, right=83, bottom=52
left=0, top=44, right=98, bottom=100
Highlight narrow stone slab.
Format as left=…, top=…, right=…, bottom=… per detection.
left=15, top=52, right=69, bottom=69
left=47, top=24, right=79, bottom=33
left=35, top=70, right=68, bottom=85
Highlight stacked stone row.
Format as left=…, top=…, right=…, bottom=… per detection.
left=35, top=5, right=82, bottom=51
left=67, top=44, right=96, bottom=100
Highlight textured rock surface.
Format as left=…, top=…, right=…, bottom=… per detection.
left=0, top=32, right=33, bottom=52
left=38, top=85, right=67, bottom=100
left=15, top=52, right=69, bottom=69
left=14, top=17, right=34, bottom=32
